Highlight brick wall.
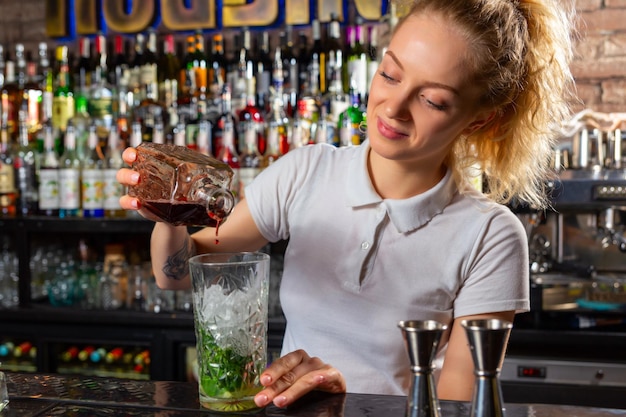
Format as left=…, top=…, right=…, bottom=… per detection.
left=0, top=0, right=624, bottom=113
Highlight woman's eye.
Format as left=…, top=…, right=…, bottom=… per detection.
left=379, top=71, right=396, bottom=82
left=422, top=97, right=448, bottom=111
left=427, top=100, right=447, bottom=111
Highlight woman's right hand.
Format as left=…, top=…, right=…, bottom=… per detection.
left=116, top=147, right=140, bottom=211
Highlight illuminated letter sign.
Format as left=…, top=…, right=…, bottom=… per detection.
left=45, top=0, right=388, bottom=39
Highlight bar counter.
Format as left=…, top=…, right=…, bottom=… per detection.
left=2, top=372, right=625, bottom=416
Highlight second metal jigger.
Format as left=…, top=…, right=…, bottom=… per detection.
left=398, top=320, right=448, bottom=417
left=461, top=318, right=513, bottom=417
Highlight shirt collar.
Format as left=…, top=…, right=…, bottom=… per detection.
left=345, top=141, right=457, bottom=233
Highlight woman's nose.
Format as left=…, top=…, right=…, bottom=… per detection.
left=383, top=90, right=411, bottom=121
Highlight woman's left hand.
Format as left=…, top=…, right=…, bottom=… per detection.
left=253, top=349, right=346, bottom=409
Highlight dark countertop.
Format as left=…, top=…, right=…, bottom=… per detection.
left=2, top=372, right=625, bottom=416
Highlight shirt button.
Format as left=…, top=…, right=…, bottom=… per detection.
left=361, top=241, right=370, bottom=250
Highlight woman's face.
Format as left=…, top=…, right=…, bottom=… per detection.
left=367, top=12, right=487, bottom=169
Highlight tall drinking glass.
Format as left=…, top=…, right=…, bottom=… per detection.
left=189, top=252, right=270, bottom=412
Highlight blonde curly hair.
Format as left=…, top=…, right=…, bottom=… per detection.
left=395, top=0, right=578, bottom=209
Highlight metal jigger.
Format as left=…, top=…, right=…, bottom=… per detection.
left=398, top=320, right=448, bottom=417
left=461, top=319, right=513, bottom=417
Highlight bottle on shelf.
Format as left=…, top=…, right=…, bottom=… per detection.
left=215, top=84, right=240, bottom=197
left=296, top=31, right=310, bottom=98
left=348, top=17, right=369, bottom=103
left=265, top=49, right=290, bottom=164
left=23, top=57, right=44, bottom=138
left=74, top=36, right=93, bottom=96
left=0, top=121, right=17, bottom=217
left=37, top=119, right=60, bottom=216
left=1, top=46, right=22, bottom=141
left=158, top=33, right=180, bottom=122
left=337, top=83, right=366, bottom=147
left=322, top=13, right=345, bottom=96
left=195, top=117, right=211, bottom=156
left=88, top=33, right=114, bottom=149
left=254, top=31, right=272, bottom=115
left=102, top=127, right=126, bottom=218
left=279, top=26, right=298, bottom=117
left=309, top=19, right=324, bottom=96
left=58, top=120, right=82, bottom=218
left=238, top=77, right=264, bottom=199
left=38, top=42, right=54, bottom=131
left=72, top=93, right=92, bottom=161
left=52, top=45, right=75, bottom=153
left=81, top=123, right=105, bottom=218
left=213, top=83, right=239, bottom=162
left=208, top=34, right=227, bottom=100
left=13, top=109, right=38, bottom=216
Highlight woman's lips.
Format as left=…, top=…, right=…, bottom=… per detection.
left=376, top=117, right=408, bottom=140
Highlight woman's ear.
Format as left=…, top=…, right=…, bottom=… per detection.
left=463, top=110, right=496, bottom=135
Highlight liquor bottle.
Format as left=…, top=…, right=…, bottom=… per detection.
left=23, top=59, right=44, bottom=138
left=0, top=44, right=5, bottom=88
left=141, top=29, right=160, bottom=103
left=129, top=119, right=143, bottom=148
left=237, top=77, right=265, bottom=158
left=348, top=18, right=369, bottom=104
left=325, top=13, right=345, bottom=96
left=0, top=122, right=17, bottom=217
left=39, top=42, right=54, bottom=126
left=88, top=33, right=114, bottom=148
left=195, top=118, right=211, bottom=156
left=280, top=26, right=298, bottom=117
left=52, top=45, right=75, bottom=145
left=1, top=47, right=21, bottom=141
left=238, top=77, right=264, bottom=198
left=13, top=110, right=38, bottom=216
left=212, top=83, right=239, bottom=161
left=37, top=120, right=60, bottom=216
left=265, top=92, right=290, bottom=166
left=315, top=106, right=336, bottom=145
left=110, top=35, right=130, bottom=88
left=103, top=127, right=125, bottom=218
left=81, top=123, right=104, bottom=218
left=58, top=120, right=81, bottom=218
left=131, top=32, right=147, bottom=79
left=337, top=85, right=366, bottom=147
left=191, top=30, right=208, bottom=103
left=296, top=31, right=310, bottom=98
left=232, top=27, right=254, bottom=113
left=152, top=116, right=165, bottom=145
left=74, top=36, right=93, bottom=95
left=172, top=119, right=186, bottom=147
left=255, top=32, right=272, bottom=114
left=178, top=34, right=196, bottom=101
left=366, top=25, right=379, bottom=105
left=158, top=34, right=180, bottom=114
left=322, top=52, right=349, bottom=127
left=133, top=60, right=168, bottom=144
left=208, top=34, right=227, bottom=98
left=309, top=19, right=324, bottom=96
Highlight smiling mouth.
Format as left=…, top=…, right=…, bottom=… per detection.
left=377, top=117, right=408, bottom=140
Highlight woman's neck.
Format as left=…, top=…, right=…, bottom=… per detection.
left=367, top=149, right=447, bottom=200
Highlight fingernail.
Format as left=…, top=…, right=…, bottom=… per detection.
left=131, top=173, right=140, bottom=183
left=314, top=375, right=325, bottom=384
left=254, top=394, right=268, bottom=407
left=260, top=375, right=272, bottom=385
left=274, top=396, right=287, bottom=408
left=131, top=199, right=139, bottom=209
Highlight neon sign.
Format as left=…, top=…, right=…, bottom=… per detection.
left=45, top=0, right=388, bottom=39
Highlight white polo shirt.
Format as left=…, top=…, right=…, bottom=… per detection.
left=245, top=141, right=529, bottom=395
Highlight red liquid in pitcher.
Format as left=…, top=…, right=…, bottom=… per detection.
left=143, top=200, right=225, bottom=227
